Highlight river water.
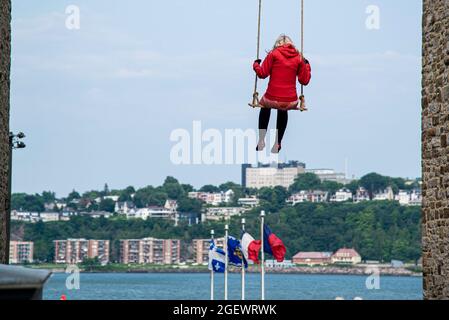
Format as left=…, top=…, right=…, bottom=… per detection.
left=43, top=273, right=422, bottom=300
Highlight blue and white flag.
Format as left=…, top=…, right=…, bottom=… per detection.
left=227, top=236, right=248, bottom=268
left=208, top=240, right=226, bottom=273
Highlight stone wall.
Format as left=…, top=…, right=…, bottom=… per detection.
left=0, top=0, right=11, bottom=264
left=422, top=0, right=449, bottom=299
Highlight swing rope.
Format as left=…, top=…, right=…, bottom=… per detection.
left=299, top=0, right=307, bottom=112
left=249, top=0, right=263, bottom=108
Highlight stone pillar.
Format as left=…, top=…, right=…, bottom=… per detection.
left=422, top=0, right=449, bottom=299
left=0, top=0, right=12, bottom=264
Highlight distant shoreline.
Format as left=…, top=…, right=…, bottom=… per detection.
left=32, top=265, right=422, bottom=277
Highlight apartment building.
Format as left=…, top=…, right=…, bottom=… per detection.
left=192, top=238, right=225, bottom=264
left=54, top=239, right=110, bottom=264
left=120, top=238, right=181, bottom=265
left=9, top=241, right=34, bottom=264
left=242, top=161, right=306, bottom=189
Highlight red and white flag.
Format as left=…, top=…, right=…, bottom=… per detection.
left=241, top=232, right=262, bottom=264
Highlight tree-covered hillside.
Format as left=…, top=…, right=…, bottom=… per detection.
left=12, top=200, right=421, bottom=263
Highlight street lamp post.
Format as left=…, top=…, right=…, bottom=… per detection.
left=5, top=132, right=26, bottom=264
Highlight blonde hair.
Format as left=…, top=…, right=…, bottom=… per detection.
left=273, top=34, right=296, bottom=50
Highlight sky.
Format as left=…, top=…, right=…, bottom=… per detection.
left=10, top=0, right=422, bottom=196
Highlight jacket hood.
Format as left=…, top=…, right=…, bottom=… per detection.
left=276, top=44, right=300, bottom=59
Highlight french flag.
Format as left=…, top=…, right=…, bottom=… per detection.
left=263, top=224, right=286, bottom=262
left=241, top=232, right=262, bottom=264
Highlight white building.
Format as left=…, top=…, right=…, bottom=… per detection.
left=95, top=195, right=120, bottom=204
left=164, top=199, right=178, bottom=211
left=237, top=196, right=260, bottom=208
left=395, top=189, right=422, bottom=206
left=354, top=187, right=370, bottom=203
left=104, top=195, right=119, bottom=202
left=131, top=207, right=175, bottom=220
left=54, top=201, right=67, bottom=210
left=80, top=211, right=113, bottom=219
left=243, top=161, right=306, bottom=189
left=330, top=189, right=353, bottom=202
left=287, top=190, right=328, bottom=205
left=115, top=201, right=135, bottom=214
left=396, top=191, right=411, bottom=206
left=409, top=190, right=422, bottom=206
left=202, top=207, right=248, bottom=222
left=331, top=248, right=362, bottom=265
left=39, top=212, right=60, bottom=222
left=305, top=168, right=350, bottom=184
left=265, top=259, right=294, bottom=269
left=188, top=190, right=234, bottom=206
left=373, top=187, right=395, bottom=201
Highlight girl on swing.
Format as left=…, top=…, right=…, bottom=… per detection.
left=253, top=34, right=311, bottom=153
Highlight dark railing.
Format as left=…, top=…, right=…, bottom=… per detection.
left=0, top=265, right=51, bottom=300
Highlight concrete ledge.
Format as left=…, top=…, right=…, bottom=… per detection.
left=0, top=265, right=51, bottom=300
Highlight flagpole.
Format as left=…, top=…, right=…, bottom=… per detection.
left=260, top=210, right=265, bottom=301
left=241, top=218, right=246, bottom=301
left=224, top=224, right=229, bottom=300
left=210, top=229, right=215, bottom=301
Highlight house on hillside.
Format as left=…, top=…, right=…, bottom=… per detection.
left=115, top=201, right=135, bottom=214
left=330, top=189, right=353, bottom=202
left=373, top=187, right=394, bottom=201
left=353, top=187, right=370, bottom=203
left=286, top=190, right=328, bottom=205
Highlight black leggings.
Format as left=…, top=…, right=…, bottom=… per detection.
left=258, top=108, right=288, bottom=144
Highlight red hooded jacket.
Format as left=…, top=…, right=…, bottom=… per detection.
left=253, top=44, right=311, bottom=103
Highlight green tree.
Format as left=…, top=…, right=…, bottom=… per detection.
left=199, top=185, right=220, bottom=193
left=259, top=186, right=288, bottom=211
left=133, top=186, right=154, bottom=208
left=181, top=184, right=194, bottom=193
left=81, top=257, right=102, bottom=271
left=148, top=190, right=168, bottom=207
left=321, top=181, right=344, bottom=195
left=178, top=198, right=202, bottom=213
left=11, top=193, right=45, bottom=212
left=219, top=182, right=244, bottom=205
left=103, top=183, right=110, bottom=196
left=118, top=186, right=136, bottom=202
left=82, top=190, right=102, bottom=201
left=359, top=173, right=389, bottom=199
left=67, top=190, right=81, bottom=202
left=289, top=173, right=322, bottom=193
left=41, top=191, right=56, bottom=203
left=99, top=199, right=115, bottom=213
left=345, top=180, right=360, bottom=195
